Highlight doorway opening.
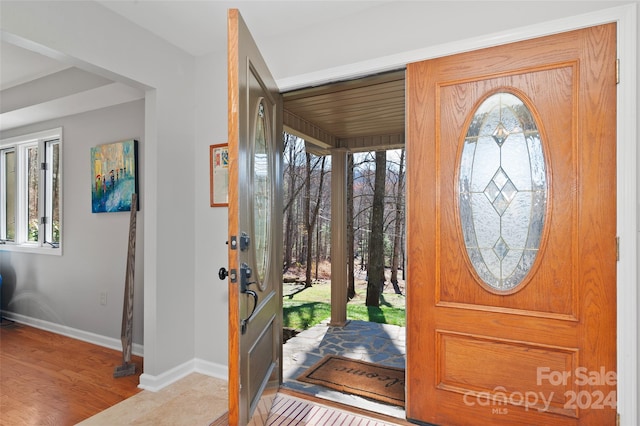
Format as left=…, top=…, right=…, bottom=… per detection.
left=281, top=142, right=406, bottom=336
left=279, top=70, right=408, bottom=418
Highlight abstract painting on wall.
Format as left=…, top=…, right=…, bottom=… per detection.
left=91, top=139, right=139, bottom=213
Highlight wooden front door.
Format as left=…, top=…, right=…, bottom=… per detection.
left=406, top=24, right=617, bottom=425
left=227, top=9, right=283, bottom=425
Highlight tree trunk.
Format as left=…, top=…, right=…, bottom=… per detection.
left=304, top=154, right=326, bottom=288
left=304, top=154, right=313, bottom=287
left=347, top=153, right=356, bottom=300
left=283, top=133, right=306, bottom=272
left=390, top=148, right=405, bottom=295
left=366, top=151, right=386, bottom=307
left=315, top=219, right=320, bottom=280
left=283, top=135, right=296, bottom=271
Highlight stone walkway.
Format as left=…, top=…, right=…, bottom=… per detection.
left=281, top=319, right=406, bottom=419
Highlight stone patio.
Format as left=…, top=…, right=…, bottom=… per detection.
left=281, top=319, right=406, bottom=419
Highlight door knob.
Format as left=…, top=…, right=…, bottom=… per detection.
left=218, top=267, right=229, bottom=280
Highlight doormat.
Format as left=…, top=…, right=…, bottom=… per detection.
left=296, top=355, right=405, bottom=407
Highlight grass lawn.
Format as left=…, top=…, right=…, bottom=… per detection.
left=282, top=279, right=406, bottom=330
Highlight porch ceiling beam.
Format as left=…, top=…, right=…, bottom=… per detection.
left=340, top=132, right=404, bottom=152
left=283, top=109, right=337, bottom=150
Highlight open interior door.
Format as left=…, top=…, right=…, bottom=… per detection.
left=227, top=9, right=283, bottom=425
left=406, top=24, right=617, bottom=425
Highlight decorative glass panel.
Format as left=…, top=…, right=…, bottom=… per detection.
left=253, top=100, right=271, bottom=288
left=459, top=92, right=547, bottom=291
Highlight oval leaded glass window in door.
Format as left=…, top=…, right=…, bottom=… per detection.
left=253, top=100, right=271, bottom=290
left=459, top=92, right=548, bottom=292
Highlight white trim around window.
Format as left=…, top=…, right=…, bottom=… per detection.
left=0, top=127, right=63, bottom=255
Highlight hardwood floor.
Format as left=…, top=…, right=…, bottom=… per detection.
left=0, top=320, right=143, bottom=426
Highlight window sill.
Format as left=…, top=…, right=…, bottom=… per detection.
left=0, top=244, right=62, bottom=256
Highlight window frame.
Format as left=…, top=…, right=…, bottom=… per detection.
left=1, top=128, right=63, bottom=255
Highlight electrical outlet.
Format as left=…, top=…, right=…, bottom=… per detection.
left=100, top=291, right=107, bottom=306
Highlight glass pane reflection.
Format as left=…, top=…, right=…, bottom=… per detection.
left=254, top=101, right=271, bottom=287
left=459, top=92, right=547, bottom=291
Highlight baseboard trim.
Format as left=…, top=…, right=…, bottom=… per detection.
left=195, top=357, right=228, bottom=380
left=1, top=310, right=144, bottom=356
left=139, top=358, right=228, bottom=392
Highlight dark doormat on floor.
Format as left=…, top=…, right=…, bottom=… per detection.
left=297, top=354, right=405, bottom=407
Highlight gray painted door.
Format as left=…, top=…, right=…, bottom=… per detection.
left=227, top=8, right=283, bottom=425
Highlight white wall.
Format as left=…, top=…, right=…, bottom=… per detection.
left=0, top=100, right=145, bottom=349
left=194, top=52, right=230, bottom=367
left=0, top=0, right=197, bottom=380
left=262, top=1, right=634, bottom=88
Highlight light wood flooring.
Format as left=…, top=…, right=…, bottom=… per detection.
left=1, top=321, right=409, bottom=425
left=0, top=320, right=143, bottom=425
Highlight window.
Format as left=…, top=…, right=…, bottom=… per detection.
left=1, top=128, right=62, bottom=254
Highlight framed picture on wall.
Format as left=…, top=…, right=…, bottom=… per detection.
left=90, top=139, right=139, bottom=213
left=210, top=143, right=229, bottom=207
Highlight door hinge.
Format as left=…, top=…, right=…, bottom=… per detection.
left=616, top=236, right=620, bottom=261
left=616, top=58, right=620, bottom=84
left=616, top=412, right=620, bottom=426
left=40, top=162, right=48, bottom=171
left=40, top=216, right=48, bottom=225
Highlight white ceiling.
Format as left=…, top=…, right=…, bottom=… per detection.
left=0, top=1, right=390, bottom=132
left=0, top=41, right=146, bottom=131
left=1, top=0, right=390, bottom=87
left=97, top=1, right=388, bottom=57
left=0, top=41, right=71, bottom=90
left=4, top=1, right=621, bottom=136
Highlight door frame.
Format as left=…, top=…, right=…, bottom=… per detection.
left=278, top=4, right=637, bottom=424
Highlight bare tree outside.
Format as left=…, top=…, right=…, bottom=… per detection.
left=365, top=150, right=386, bottom=307
left=282, top=133, right=306, bottom=272
left=282, top=133, right=406, bottom=319
left=389, top=148, right=405, bottom=294
left=303, top=153, right=327, bottom=287
left=346, top=153, right=356, bottom=300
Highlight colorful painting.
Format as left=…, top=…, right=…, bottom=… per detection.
left=91, top=139, right=138, bottom=213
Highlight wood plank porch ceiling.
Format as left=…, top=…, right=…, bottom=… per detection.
left=282, top=69, right=405, bottom=154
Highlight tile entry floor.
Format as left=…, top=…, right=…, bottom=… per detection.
left=79, top=320, right=406, bottom=425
